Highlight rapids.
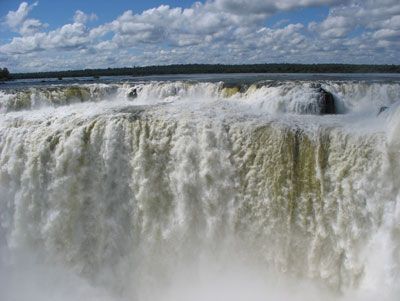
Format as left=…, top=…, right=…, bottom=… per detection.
left=0, top=75, right=400, bottom=300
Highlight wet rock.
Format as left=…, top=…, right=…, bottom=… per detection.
left=128, top=88, right=137, bottom=99
left=378, top=106, right=388, bottom=115
left=221, top=83, right=249, bottom=94
left=310, top=83, right=322, bottom=89
left=317, top=88, right=336, bottom=115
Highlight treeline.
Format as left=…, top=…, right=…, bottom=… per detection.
left=0, top=68, right=11, bottom=81
left=11, top=63, right=400, bottom=80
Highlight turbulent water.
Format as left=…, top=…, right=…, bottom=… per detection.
left=1, top=74, right=400, bottom=300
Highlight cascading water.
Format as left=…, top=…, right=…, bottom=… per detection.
left=1, top=75, right=400, bottom=301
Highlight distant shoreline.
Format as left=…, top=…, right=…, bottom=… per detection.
left=10, top=63, right=400, bottom=80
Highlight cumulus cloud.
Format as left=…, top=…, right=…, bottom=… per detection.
left=309, top=0, right=400, bottom=41
left=1, top=0, right=400, bottom=72
left=215, top=0, right=352, bottom=16
left=372, top=29, right=400, bottom=41
left=1, top=5, right=105, bottom=55
left=5, top=1, right=38, bottom=30
left=110, top=8, right=170, bottom=45
left=274, top=19, right=290, bottom=28
left=18, top=18, right=43, bottom=36
left=1, top=15, right=104, bottom=54
left=308, top=15, right=352, bottom=39
left=73, top=10, right=98, bottom=24
left=108, top=3, right=237, bottom=48
left=5, top=1, right=45, bottom=36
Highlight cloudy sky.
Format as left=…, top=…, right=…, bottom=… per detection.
left=1, top=0, right=400, bottom=72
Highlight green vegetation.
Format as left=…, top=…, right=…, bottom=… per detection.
left=0, top=68, right=11, bottom=81
left=8, top=63, right=400, bottom=80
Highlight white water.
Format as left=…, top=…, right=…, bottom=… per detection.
left=2, top=80, right=399, bottom=114
left=1, top=78, right=400, bottom=300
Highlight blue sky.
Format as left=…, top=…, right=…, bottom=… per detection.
left=1, top=0, right=400, bottom=72
left=1, top=1, right=198, bottom=30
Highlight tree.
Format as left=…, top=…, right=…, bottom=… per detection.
left=0, top=68, right=11, bottom=81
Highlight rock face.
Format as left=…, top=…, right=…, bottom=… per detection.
left=299, top=83, right=336, bottom=115
left=378, top=106, right=388, bottom=115
left=128, top=88, right=137, bottom=99
left=317, top=88, right=336, bottom=115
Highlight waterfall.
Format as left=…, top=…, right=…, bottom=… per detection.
left=0, top=78, right=400, bottom=300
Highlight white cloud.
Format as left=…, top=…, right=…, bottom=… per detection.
left=382, top=16, right=400, bottom=31
left=1, top=5, right=107, bottom=55
left=73, top=10, right=98, bottom=24
left=309, top=0, right=400, bottom=41
left=0, top=19, right=102, bottom=55
left=308, top=15, right=352, bottom=39
left=214, top=0, right=351, bottom=16
left=372, top=29, right=400, bottom=41
left=5, top=1, right=38, bottom=30
left=108, top=3, right=236, bottom=48
left=274, top=19, right=290, bottom=28
left=110, top=8, right=169, bottom=45
left=1, top=0, right=400, bottom=72
left=5, top=1, right=45, bottom=37
left=19, top=18, right=43, bottom=36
